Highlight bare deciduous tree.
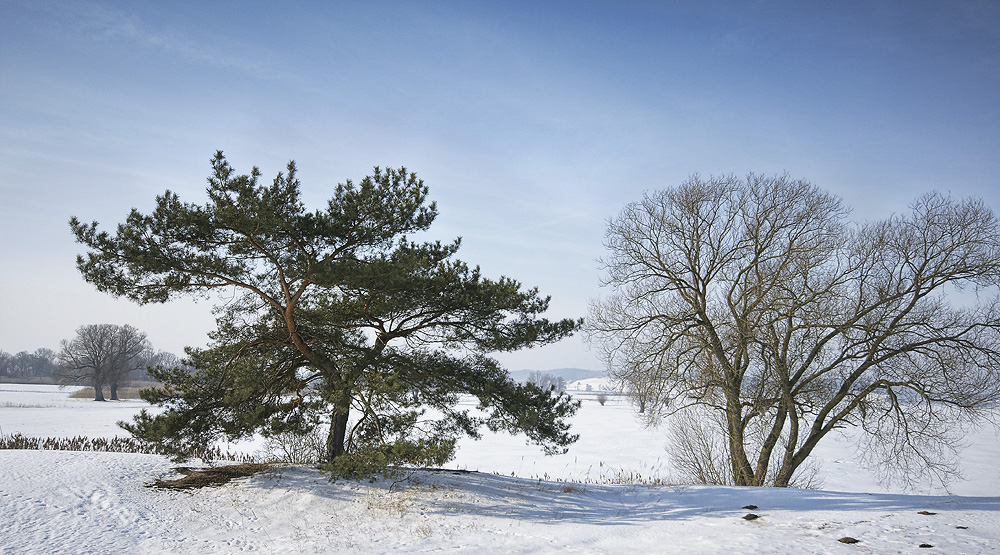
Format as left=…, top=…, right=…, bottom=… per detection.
left=587, top=174, right=1000, bottom=488
left=56, top=324, right=152, bottom=401
left=129, top=350, right=181, bottom=383
left=526, top=370, right=566, bottom=392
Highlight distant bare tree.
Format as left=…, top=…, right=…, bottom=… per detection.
left=526, top=370, right=566, bottom=392
left=588, top=174, right=1000, bottom=488
left=56, top=324, right=152, bottom=401
left=131, top=350, right=181, bottom=383
left=618, top=367, right=670, bottom=418
left=107, top=337, right=153, bottom=400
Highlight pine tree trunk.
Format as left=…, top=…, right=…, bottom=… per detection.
left=325, top=390, right=352, bottom=463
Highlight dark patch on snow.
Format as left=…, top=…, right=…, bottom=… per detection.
left=150, top=463, right=271, bottom=490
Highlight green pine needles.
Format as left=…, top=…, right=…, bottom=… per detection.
left=70, top=151, right=581, bottom=473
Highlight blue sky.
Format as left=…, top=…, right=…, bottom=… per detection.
left=2, top=1, right=998, bottom=371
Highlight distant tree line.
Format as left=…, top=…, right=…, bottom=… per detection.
left=1, top=324, right=180, bottom=401
left=0, top=349, right=57, bottom=381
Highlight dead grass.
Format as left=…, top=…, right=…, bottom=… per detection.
left=68, top=386, right=158, bottom=400
left=151, top=463, right=272, bottom=490
left=0, top=433, right=260, bottom=464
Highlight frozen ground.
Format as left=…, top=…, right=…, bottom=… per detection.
left=1, top=384, right=998, bottom=553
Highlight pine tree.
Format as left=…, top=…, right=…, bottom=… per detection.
left=71, top=151, right=581, bottom=468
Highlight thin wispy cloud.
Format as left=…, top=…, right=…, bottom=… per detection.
left=36, top=1, right=278, bottom=80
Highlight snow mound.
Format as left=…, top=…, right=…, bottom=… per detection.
left=2, top=451, right=999, bottom=554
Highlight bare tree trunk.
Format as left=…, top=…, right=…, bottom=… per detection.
left=772, top=462, right=794, bottom=487
left=725, top=395, right=755, bottom=486
left=771, top=385, right=800, bottom=487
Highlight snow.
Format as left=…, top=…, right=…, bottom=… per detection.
left=565, top=376, right=613, bottom=392
left=2, top=384, right=999, bottom=554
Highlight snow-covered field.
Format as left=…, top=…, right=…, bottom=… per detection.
left=2, top=384, right=998, bottom=553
